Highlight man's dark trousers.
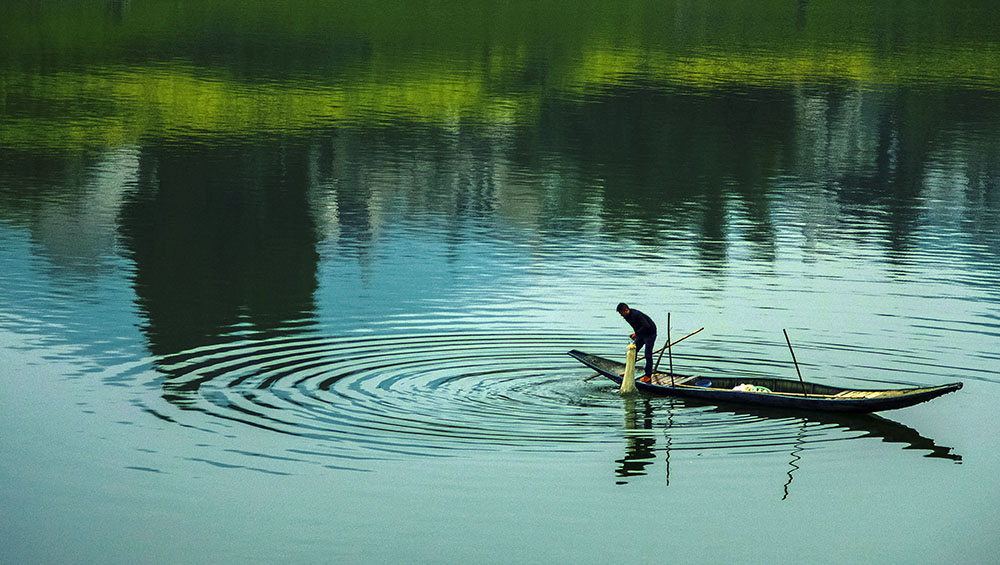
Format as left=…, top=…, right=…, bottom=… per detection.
left=637, top=334, right=656, bottom=375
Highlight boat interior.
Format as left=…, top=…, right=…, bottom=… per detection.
left=641, top=373, right=935, bottom=399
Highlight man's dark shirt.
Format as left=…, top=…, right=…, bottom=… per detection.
left=623, top=309, right=657, bottom=340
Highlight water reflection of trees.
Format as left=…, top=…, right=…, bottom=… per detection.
left=305, top=83, right=1000, bottom=269
left=111, top=79, right=1000, bottom=354
left=5, top=77, right=999, bottom=355
left=118, top=144, right=319, bottom=356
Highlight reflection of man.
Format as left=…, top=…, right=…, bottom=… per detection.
left=616, top=303, right=657, bottom=376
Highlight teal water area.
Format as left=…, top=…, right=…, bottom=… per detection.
left=2, top=1, right=1000, bottom=562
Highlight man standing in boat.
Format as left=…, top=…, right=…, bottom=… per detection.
left=617, top=303, right=657, bottom=377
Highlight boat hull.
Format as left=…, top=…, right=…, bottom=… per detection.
left=568, top=350, right=962, bottom=413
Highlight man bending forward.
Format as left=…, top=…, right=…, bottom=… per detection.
left=616, top=303, right=657, bottom=377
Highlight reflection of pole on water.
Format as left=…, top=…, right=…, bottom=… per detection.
left=663, top=401, right=673, bottom=487
left=782, top=417, right=807, bottom=501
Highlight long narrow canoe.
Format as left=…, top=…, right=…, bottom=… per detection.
left=568, top=350, right=962, bottom=413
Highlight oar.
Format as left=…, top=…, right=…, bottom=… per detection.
left=783, top=328, right=809, bottom=397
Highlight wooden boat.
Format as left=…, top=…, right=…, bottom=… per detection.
left=568, top=350, right=962, bottom=413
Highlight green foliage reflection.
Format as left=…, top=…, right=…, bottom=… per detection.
left=2, top=0, right=999, bottom=151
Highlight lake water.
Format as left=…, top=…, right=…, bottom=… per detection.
left=2, top=1, right=1000, bottom=562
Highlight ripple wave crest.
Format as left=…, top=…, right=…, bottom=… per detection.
left=143, top=331, right=961, bottom=472
left=151, top=332, right=623, bottom=457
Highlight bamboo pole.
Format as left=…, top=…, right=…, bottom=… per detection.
left=783, top=329, right=809, bottom=398
left=667, top=313, right=674, bottom=386
left=653, top=326, right=704, bottom=372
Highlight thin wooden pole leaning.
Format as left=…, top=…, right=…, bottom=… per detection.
left=783, top=328, right=809, bottom=397
left=653, top=326, right=704, bottom=374
left=668, top=313, right=674, bottom=385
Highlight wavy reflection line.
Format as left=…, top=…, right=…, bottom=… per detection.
left=782, top=419, right=807, bottom=501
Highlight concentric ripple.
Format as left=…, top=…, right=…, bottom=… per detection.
left=149, top=332, right=622, bottom=455
left=140, top=331, right=962, bottom=471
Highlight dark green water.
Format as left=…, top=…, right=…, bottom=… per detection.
left=2, top=1, right=999, bottom=562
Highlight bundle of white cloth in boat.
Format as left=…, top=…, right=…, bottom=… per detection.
left=732, top=383, right=771, bottom=393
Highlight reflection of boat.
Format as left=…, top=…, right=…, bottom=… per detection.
left=614, top=395, right=962, bottom=490
left=696, top=401, right=963, bottom=463
left=570, top=350, right=962, bottom=413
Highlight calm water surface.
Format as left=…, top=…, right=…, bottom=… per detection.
left=2, top=1, right=1000, bottom=562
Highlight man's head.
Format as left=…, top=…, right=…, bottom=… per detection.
left=616, top=302, right=630, bottom=317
